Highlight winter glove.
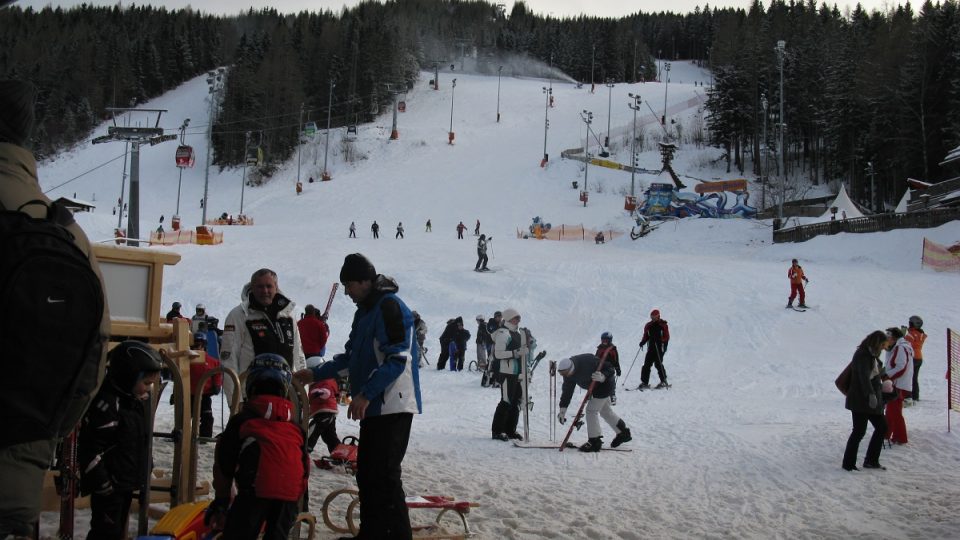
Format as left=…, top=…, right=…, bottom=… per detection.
left=616, top=369, right=622, bottom=377
left=868, top=394, right=878, bottom=409
left=204, top=497, right=230, bottom=528
left=557, top=407, right=567, bottom=425
left=638, top=342, right=645, bottom=349
left=591, top=371, right=606, bottom=383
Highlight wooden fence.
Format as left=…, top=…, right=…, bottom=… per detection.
left=517, top=224, right=623, bottom=242
left=773, top=207, right=960, bottom=243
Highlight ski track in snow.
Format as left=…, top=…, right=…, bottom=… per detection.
left=33, top=61, right=960, bottom=539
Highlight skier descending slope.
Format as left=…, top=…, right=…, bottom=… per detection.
left=556, top=355, right=632, bottom=452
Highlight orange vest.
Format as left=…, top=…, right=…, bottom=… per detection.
left=905, top=327, right=926, bottom=360
left=788, top=265, right=806, bottom=285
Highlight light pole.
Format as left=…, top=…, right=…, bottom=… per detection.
left=604, top=79, right=614, bottom=148
left=761, top=93, right=768, bottom=210
left=628, top=93, right=642, bottom=200
left=496, top=65, right=503, bottom=123
left=240, top=131, right=250, bottom=215
left=322, top=79, right=335, bottom=181
left=591, top=45, right=596, bottom=91
left=202, top=68, right=225, bottom=225
left=448, top=78, right=457, bottom=145
left=581, top=110, right=593, bottom=207
left=541, top=86, right=551, bottom=167
left=175, top=118, right=189, bottom=216
left=776, top=40, right=786, bottom=220
left=662, top=61, right=671, bottom=126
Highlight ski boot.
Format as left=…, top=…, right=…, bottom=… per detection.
left=578, top=437, right=603, bottom=452
left=636, top=383, right=651, bottom=391
left=491, top=432, right=509, bottom=441
left=611, top=421, right=632, bottom=448
left=655, top=381, right=670, bottom=389
left=786, top=299, right=793, bottom=308
left=798, top=303, right=808, bottom=309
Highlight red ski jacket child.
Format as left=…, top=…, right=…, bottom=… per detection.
left=309, top=378, right=339, bottom=417
left=190, top=352, right=223, bottom=396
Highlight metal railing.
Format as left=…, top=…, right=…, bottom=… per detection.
left=773, top=207, right=960, bottom=243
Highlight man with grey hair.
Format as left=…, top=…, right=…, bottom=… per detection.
left=222, top=268, right=304, bottom=395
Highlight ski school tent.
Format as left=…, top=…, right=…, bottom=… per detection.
left=813, top=183, right=863, bottom=222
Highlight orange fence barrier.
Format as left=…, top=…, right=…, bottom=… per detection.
left=149, top=229, right=223, bottom=246
left=206, top=215, right=254, bottom=226
left=517, top=224, right=622, bottom=242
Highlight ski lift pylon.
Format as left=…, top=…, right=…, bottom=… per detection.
left=175, top=145, right=195, bottom=168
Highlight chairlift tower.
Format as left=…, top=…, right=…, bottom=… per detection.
left=322, top=79, right=336, bottom=181
left=92, top=107, right=175, bottom=246
left=628, top=93, right=642, bottom=199
left=541, top=85, right=551, bottom=167
left=604, top=79, right=615, bottom=148
left=580, top=110, right=593, bottom=207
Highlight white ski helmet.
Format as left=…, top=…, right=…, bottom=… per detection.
left=306, top=356, right=324, bottom=369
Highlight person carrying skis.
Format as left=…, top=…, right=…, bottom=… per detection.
left=637, top=309, right=670, bottom=390
left=206, top=354, right=308, bottom=539
left=556, top=354, right=632, bottom=452
left=596, top=332, right=620, bottom=404
left=904, top=315, right=926, bottom=403
left=79, top=342, right=163, bottom=539
left=490, top=308, right=535, bottom=440
left=297, top=304, right=330, bottom=359
left=475, top=234, right=491, bottom=271
left=787, top=258, right=810, bottom=309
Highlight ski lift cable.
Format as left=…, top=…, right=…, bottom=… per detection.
left=42, top=153, right=128, bottom=194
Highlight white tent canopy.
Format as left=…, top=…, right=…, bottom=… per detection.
left=895, top=189, right=911, bottom=213
left=816, top=182, right=863, bottom=221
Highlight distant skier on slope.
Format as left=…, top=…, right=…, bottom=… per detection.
left=637, top=309, right=670, bottom=390
left=556, top=354, right=632, bottom=452
left=475, top=234, right=491, bottom=271
left=787, top=258, right=810, bottom=309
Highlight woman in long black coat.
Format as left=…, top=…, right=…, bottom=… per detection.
left=841, top=330, right=889, bottom=471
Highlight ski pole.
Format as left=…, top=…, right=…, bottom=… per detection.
left=622, top=347, right=642, bottom=387
left=559, top=348, right=612, bottom=451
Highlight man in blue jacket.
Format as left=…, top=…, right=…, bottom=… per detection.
left=295, top=253, right=421, bottom=539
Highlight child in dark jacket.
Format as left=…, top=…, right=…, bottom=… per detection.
left=79, top=341, right=164, bottom=540
left=207, top=353, right=308, bottom=540
left=191, top=332, right=223, bottom=438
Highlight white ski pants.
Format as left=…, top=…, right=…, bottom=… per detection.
left=585, top=396, right=622, bottom=439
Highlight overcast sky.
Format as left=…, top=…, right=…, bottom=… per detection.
left=12, top=0, right=902, bottom=19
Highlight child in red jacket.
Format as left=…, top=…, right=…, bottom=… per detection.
left=206, top=354, right=308, bottom=540
left=305, top=356, right=341, bottom=453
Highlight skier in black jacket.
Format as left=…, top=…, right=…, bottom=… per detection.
left=79, top=341, right=163, bottom=539
left=556, top=354, right=632, bottom=452
left=436, top=317, right=460, bottom=370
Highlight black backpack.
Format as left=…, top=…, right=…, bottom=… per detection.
left=0, top=199, right=105, bottom=447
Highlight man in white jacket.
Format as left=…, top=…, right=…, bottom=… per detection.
left=222, top=268, right=304, bottom=396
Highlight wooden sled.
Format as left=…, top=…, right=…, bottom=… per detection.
left=321, top=487, right=480, bottom=539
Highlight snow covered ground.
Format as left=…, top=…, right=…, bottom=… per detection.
left=36, top=60, right=960, bottom=539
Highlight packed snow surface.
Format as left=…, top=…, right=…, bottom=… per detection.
left=37, top=60, right=960, bottom=539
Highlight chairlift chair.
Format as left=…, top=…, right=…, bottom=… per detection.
left=175, top=145, right=195, bottom=168
left=304, top=122, right=318, bottom=138
left=398, top=101, right=407, bottom=113
left=344, top=125, right=358, bottom=142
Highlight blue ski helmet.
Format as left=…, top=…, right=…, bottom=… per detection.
left=601, top=332, right=613, bottom=342
left=245, top=353, right=292, bottom=398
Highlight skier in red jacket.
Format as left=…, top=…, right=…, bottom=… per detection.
left=637, top=309, right=670, bottom=389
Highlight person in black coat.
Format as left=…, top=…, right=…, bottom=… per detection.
left=453, top=319, right=471, bottom=371
left=79, top=342, right=163, bottom=540
left=436, top=318, right=459, bottom=370
left=841, top=330, right=890, bottom=471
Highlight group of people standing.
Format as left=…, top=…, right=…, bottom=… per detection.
left=349, top=218, right=482, bottom=241
left=841, top=315, right=926, bottom=471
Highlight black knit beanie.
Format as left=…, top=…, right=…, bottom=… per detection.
left=340, top=253, right=377, bottom=283
left=0, top=80, right=36, bottom=146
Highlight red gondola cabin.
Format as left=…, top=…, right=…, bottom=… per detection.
left=175, top=145, right=195, bottom=168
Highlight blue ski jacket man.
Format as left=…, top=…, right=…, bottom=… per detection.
left=312, top=274, right=422, bottom=416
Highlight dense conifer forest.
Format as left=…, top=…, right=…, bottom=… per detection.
left=2, top=0, right=957, bottom=207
